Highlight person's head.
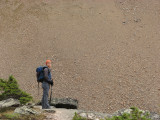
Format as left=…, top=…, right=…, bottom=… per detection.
left=46, top=60, right=51, bottom=68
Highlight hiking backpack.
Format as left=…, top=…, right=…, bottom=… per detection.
left=36, top=66, right=52, bottom=96
left=36, top=66, right=48, bottom=83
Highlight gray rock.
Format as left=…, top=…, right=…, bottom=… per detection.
left=79, top=112, right=87, bottom=118
left=51, top=97, right=78, bottom=109
left=112, top=108, right=131, bottom=116
left=0, top=98, right=20, bottom=108
left=88, top=113, right=96, bottom=119
left=26, top=103, right=35, bottom=108
left=149, top=112, right=160, bottom=120
left=77, top=111, right=111, bottom=120
left=14, top=106, right=40, bottom=115
left=31, top=106, right=160, bottom=120
left=26, top=103, right=35, bottom=106
left=112, top=108, right=147, bottom=116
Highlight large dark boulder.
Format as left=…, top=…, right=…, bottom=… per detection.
left=50, top=97, right=78, bottom=109
left=37, top=97, right=78, bottom=109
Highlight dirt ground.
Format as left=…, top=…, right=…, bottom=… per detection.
left=0, top=0, right=160, bottom=114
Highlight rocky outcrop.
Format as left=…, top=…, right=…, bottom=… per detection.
left=14, top=106, right=40, bottom=115
left=0, top=98, right=159, bottom=120
left=77, top=108, right=160, bottom=120
left=77, top=111, right=112, bottom=120
left=0, top=98, right=20, bottom=108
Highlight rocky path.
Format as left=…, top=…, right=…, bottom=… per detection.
left=33, top=105, right=160, bottom=120
left=44, top=108, right=79, bottom=120
left=34, top=106, right=80, bottom=120
left=43, top=108, right=160, bottom=120
left=0, top=97, right=159, bottom=120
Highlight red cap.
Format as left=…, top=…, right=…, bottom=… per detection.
left=46, top=60, right=51, bottom=65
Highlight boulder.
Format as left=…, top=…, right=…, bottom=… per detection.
left=77, top=110, right=111, bottom=120
left=14, top=106, right=40, bottom=115
left=0, top=98, right=20, bottom=108
left=37, top=97, right=78, bottom=109
left=51, top=97, right=78, bottom=109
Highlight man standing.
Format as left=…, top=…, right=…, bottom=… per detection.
left=41, top=60, right=53, bottom=109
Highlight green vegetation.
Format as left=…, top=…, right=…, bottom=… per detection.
left=73, top=112, right=87, bottom=120
left=0, top=75, right=45, bottom=120
left=0, top=110, right=45, bottom=120
left=0, top=75, right=32, bottom=104
left=3, top=113, right=20, bottom=119
left=72, top=107, right=151, bottom=120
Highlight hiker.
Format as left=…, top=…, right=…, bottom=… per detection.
left=37, top=60, right=53, bottom=109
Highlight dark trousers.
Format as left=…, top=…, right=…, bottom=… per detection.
left=41, top=81, right=50, bottom=109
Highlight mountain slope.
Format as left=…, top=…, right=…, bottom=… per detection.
left=0, top=0, right=160, bottom=114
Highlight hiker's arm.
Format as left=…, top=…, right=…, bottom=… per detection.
left=44, top=68, right=53, bottom=84
left=44, top=68, right=50, bottom=82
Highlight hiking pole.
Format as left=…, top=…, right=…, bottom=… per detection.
left=38, top=82, right=39, bottom=96
left=49, top=85, right=53, bottom=105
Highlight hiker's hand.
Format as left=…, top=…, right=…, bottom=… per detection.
left=51, top=79, right=54, bottom=85
left=50, top=81, right=53, bottom=86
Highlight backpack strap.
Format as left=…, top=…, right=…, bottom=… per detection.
left=43, top=66, right=50, bottom=74
left=42, top=66, right=48, bottom=70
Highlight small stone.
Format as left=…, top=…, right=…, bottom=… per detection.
left=79, top=112, right=87, bottom=118
left=88, top=113, right=95, bottom=119
left=122, top=21, right=126, bottom=24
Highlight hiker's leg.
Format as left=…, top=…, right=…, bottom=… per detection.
left=41, top=83, right=45, bottom=109
left=42, top=82, right=50, bottom=109
left=41, top=91, right=45, bottom=108
left=45, top=83, right=50, bottom=109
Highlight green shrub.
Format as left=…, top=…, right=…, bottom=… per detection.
left=0, top=75, right=32, bottom=104
left=105, top=107, right=151, bottom=120
left=72, top=112, right=87, bottom=120
left=72, top=107, right=151, bottom=120
left=1, top=112, right=45, bottom=120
